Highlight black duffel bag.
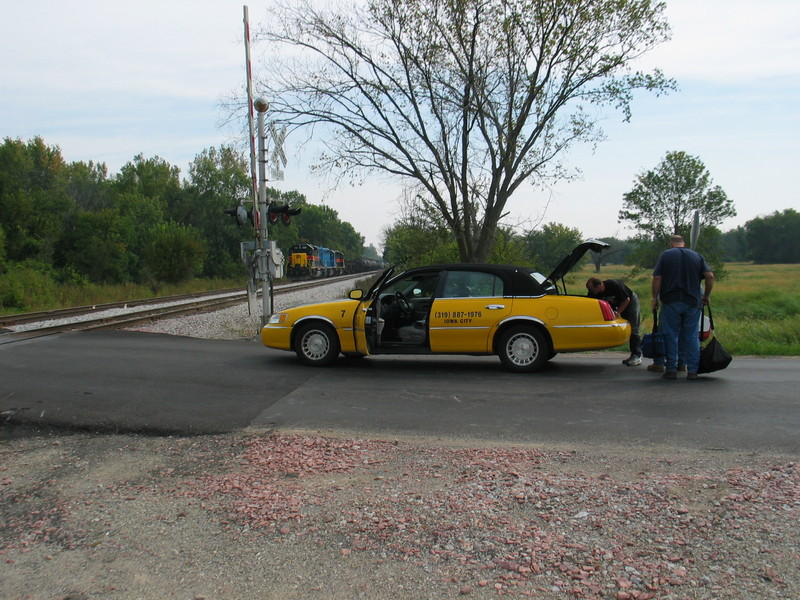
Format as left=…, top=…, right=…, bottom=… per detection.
left=698, top=305, right=733, bottom=374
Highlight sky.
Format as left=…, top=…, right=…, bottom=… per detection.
left=2, top=0, right=798, bottom=249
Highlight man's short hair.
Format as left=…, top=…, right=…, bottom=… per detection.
left=670, top=234, right=685, bottom=245
left=587, top=277, right=602, bottom=287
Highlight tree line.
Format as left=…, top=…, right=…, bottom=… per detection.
left=0, top=137, right=368, bottom=310
left=3, top=137, right=796, bottom=313
left=382, top=208, right=800, bottom=276
left=381, top=150, right=797, bottom=272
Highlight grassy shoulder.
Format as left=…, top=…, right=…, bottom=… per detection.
left=0, top=275, right=245, bottom=316
left=576, top=262, right=800, bottom=356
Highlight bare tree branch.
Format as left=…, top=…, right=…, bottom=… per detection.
left=252, top=0, right=674, bottom=261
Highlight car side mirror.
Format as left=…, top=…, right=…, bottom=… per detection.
left=348, top=289, right=364, bottom=300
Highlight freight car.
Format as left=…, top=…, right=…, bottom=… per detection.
left=346, top=257, right=385, bottom=274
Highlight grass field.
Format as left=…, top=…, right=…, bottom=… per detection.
left=574, top=262, right=800, bottom=356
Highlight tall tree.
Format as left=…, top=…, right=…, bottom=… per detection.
left=56, top=209, right=132, bottom=283
left=112, top=154, right=183, bottom=219
left=618, top=151, right=736, bottom=240
left=295, top=203, right=365, bottom=259
left=745, top=209, right=800, bottom=264
left=524, top=222, right=583, bottom=273
left=0, top=223, right=7, bottom=271
left=593, top=237, right=634, bottom=268
left=0, top=137, right=73, bottom=264
left=186, top=146, right=251, bottom=278
left=66, top=160, right=111, bottom=212
left=720, top=226, right=748, bottom=262
left=254, top=0, right=674, bottom=262
left=382, top=192, right=460, bottom=267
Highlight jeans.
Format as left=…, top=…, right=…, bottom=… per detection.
left=653, top=350, right=685, bottom=368
left=621, top=293, right=641, bottom=357
left=660, top=301, right=702, bottom=373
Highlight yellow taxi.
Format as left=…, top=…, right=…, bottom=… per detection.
left=261, top=241, right=631, bottom=372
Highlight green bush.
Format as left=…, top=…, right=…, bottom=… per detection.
left=141, top=222, right=206, bottom=284
left=0, top=262, right=59, bottom=311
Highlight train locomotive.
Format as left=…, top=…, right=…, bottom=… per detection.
left=287, top=243, right=338, bottom=278
left=286, top=243, right=384, bottom=278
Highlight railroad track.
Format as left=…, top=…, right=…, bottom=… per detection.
left=0, top=273, right=375, bottom=346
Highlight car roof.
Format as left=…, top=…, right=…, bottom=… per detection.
left=392, top=263, right=545, bottom=296
left=404, top=263, right=526, bottom=272
left=386, top=239, right=610, bottom=296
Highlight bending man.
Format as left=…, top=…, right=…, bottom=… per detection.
left=586, top=277, right=642, bottom=366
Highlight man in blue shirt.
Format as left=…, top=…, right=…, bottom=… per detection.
left=652, top=235, right=715, bottom=380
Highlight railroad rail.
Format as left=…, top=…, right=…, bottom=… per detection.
left=0, top=288, right=245, bottom=327
left=0, top=273, right=376, bottom=346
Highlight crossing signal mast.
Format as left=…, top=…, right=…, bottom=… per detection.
left=233, top=6, right=300, bottom=327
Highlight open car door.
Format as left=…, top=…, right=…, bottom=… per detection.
left=353, top=266, right=394, bottom=355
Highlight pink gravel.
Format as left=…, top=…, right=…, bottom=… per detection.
left=192, top=432, right=800, bottom=599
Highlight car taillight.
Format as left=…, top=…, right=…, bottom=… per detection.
left=598, top=300, right=616, bottom=321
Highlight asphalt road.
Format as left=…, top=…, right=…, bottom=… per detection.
left=1, top=330, right=798, bottom=454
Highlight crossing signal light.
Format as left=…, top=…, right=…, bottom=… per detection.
left=283, top=206, right=301, bottom=226
left=227, top=202, right=301, bottom=227
left=267, top=203, right=283, bottom=224
left=268, top=203, right=301, bottom=226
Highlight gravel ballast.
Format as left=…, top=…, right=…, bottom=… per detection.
left=1, top=283, right=798, bottom=599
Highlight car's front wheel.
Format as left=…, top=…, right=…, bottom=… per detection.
left=294, top=322, right=340, bottom=366
left=497, top=326, right=548, bottom=373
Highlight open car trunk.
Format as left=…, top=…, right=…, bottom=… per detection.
left=540, top=240, right=610, bottom=295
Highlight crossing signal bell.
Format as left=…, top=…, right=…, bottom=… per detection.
left=224, top=203, right=253, bottom=227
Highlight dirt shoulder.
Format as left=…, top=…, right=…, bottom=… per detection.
left=1, top=427, right=797, bottom=600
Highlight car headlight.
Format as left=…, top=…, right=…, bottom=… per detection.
left=268, top=313, right=288, bottom=325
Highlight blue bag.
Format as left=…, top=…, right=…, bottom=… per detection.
left=641, top=308, right=665, bottom=359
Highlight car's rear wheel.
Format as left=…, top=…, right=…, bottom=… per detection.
left=497, top=326, right=548, bottom=373
left=294, top=322, right=340, bottom=366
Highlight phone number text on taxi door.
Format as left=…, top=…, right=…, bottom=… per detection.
left=435, top=310, right=482, bottom=320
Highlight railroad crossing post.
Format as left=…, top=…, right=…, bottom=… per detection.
left=255, top=99, right=269, bottom=326
left=253, top=98, right=284, bottom=327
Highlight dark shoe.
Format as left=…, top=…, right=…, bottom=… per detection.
left=687, top=372, right=698, bottom=380
left=622, top=354, right=642, bottom=366
left=677, top=363, right=687, bottom=372
left=647, top=364, right=666, bottom=373
left=662, top=371, right=677, bottom=380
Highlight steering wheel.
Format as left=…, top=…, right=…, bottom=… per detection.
left=395, top=291, right=412, bottom=315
